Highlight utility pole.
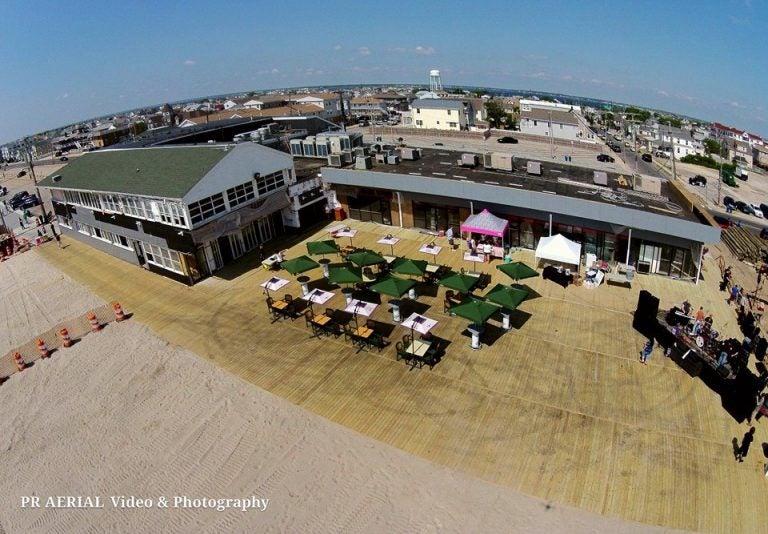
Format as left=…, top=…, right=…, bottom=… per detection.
left=23, top=138, right=48, bottom=221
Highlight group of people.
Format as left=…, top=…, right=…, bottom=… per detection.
left=464, top=233, right=501, bottom=263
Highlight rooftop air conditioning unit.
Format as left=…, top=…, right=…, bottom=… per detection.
left=483, top=152, right=494, bottom=169
left=327, top=154, right=342, bottom=167
left=355, top=156, right=373, bottom=170
left=375, top=153, right=387, bottom=163
left=386, top=155, right=400, bottom=165
left=526, top=161, right=542, bottom=176
left=370, top=143, right=382, bottom=153
left=341, top=150, right=354, bottom=163
left=400, top=147, right=419, bottom=160
left=354, top=146, right=369, bottom=157
left=459, top=153, right=479, bottom=167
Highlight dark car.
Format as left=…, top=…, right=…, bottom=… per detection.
left=59, top=156, right=69, bottom=162
left=17, top=194, right=39, bottom=209
left=610, top=144, right=622, bottom=153
left=735, top=201, right=752, bottom=214
left=689, top=175, right=707, bottom=186
left=761, top=227, right=768, bottom=240
left=714, top=215, right=733, bottom=229
left=9, top=191, right=31, bottom=210
left=723, top=196, right=736, bottom=208
left=0, top=185, right=7, bottom=197
left=497, top=136, right=519, bottom=144
left=434, top=142, right=444, bottom=146
left=760, top=204, right=768, bottom=218
left=596, top=154, right=615, bottom=163
left=16, top=170, right=26, bottom=177
left=641, top=153, right=652, bottom=162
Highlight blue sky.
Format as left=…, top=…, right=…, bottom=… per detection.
left=1, top=0, right=766, bottom=145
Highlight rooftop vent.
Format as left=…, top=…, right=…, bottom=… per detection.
left=52, top=175, right=62, bottom=182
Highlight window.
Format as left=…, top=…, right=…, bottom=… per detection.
left=153, top=201, right=187, bottom=227
left=102, top=194, right=120, bottom=212
left=534, top=120, right=538, bottom=126
left=449, top=122, right=457, bottom=128
left=416, top=108, right=420, bottom=114
left=447, top=109, right=451, bottom=115
left=115, top=235, right=132, bottom=249
left=58, top=215, right=72, bottom=228
left=416, top=120, right=423, bottom=126
left=255, top=170, right=286, bottom=196
left=226, top=182, right=255, bottom=208
left=188, top=192, right=226, bottom=224
left=142, top=242, right=182, bottom=273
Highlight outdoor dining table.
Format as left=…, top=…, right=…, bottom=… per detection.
left=419, top=243, right=442, bottom=260
left=260, top=276, right=289, bottom=296
left=310, top=313, right=334, bottom=338
left=335, top=228, right=358, bottom=247
left=404, top=339, right=432, bottom=357
left=351, top=326, right=375, bottom=353
left=463, top=251, right=485, bottom=272
left=344, top=299, right=378, bottom=317
left=377, top=236, right=400, bottom=256
left=270, top=298, right=293, bottom=322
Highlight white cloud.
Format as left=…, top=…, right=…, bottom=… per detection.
left=560, top=74, right=573, bottom=81
left=358, top=46, right=371, bottom=56
left=334, top=44, right=342, bottom=51
left=414, top=46, right=436, bottom=55
left=729, top=101, right=746, bottom=109
left=656, top=90, right=669, bottom=97
left=271, top=68, right=280, bottom=74
left=523, top=72, right=548, bottom=79
left=183, top=60, right=196, bottom=66
left=62, top=93, right=70, bottom=99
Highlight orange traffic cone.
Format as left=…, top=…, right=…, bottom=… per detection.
left=36, top=338, right=49, bottom=358
left=13, top=352, right=25, bottom=372
left=112, top=302, right=126, bottom=322
left=87, top=312, right=101, bottom=332
left=59, top=328, right=72, bottom=347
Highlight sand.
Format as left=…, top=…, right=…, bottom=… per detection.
left=0, top=249, right=679, bottom=533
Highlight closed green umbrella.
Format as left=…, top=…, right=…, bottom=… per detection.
left=484, top=283, right=528, bottom=311
left=448, top=297, right=499, bottom=326
left=496, top=261, right=538, bottom=282
left=438, top=272, right=478, bottom=294
left=369, top=274, right=416, bottom=298
left=306, top=240, right=339, bottom=257
left=281, top=255, right=319, bottom=276
left=328, top=265, right=363, bottom=285
left=390, top=257, right=428, bottom=277
left=347, top=249, right=385, bottom=267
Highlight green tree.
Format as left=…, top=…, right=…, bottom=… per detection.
left=703, top=138, right=727, bottom=157
left=473, top=88, right=486, bottom=98
left=484, top=100, right=507, bottom=128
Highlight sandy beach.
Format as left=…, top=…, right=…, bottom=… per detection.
left=0, top=247, right=678, bottom=532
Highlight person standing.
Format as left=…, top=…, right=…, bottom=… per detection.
left=445, top=226, right=454, bottom=250
left=730, top=285, right=740, bottom=305
left=640, top=338, right=654, bottom=364
left=54, top=232, right=62, bottom=248
left=18, top=216, right=25, bottom=229
left=751, top=393, right=768, bottom=423
left=735, top=427, right=755, bottom=462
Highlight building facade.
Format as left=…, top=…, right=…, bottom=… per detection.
left=410, top=99, right=471, bottom=131
left=39, top=144, right=296, bottom=285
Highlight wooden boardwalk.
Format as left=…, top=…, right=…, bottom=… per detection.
left=37, top=222, right=767, bottom=532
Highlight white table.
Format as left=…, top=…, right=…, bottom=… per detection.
left=401, top=313, right=438, bottom=335
left=344, top=299, right=378, bottom=317
left=303, top=288, right=335, bottom=305
left=260, top=276, right=289, bottom=296
left=404, top=339, right=432, bottom=357
left=335, top=229, right=357, bottom=247
left=377, top=236, right=400, bottom=256
left=419, top=244, right=442, bottom=259
left=425, top=263, right=441, bottom=273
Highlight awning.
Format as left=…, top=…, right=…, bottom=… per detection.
left=535, top=233, right=581, bottom=266
left=192, top=192, right=289, bottom=243
left=460, top=209, right=508, bottom=238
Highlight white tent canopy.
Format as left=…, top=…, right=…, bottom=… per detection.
left=535, top=234, right=581, bottom=267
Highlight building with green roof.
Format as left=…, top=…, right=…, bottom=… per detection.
left=39, top=143, right=296, bottom=285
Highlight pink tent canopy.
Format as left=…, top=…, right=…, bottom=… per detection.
left=460, top=209, right=509, bottom=238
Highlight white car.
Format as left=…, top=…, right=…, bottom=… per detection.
left=750, top=204, right=764, bottom=218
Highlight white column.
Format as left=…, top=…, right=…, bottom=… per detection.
left=625, top=228, right=632, bottom=266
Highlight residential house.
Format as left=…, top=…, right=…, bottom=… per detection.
left=349, top=97, right=388, bottom=118
left=659, top=126, right=701, bottom=159
left=728, top=139, right=753, bottom=168
left=410, top=99, right=472, bottom=130
left=39, top=144, right=295, bottom=285
left=223, top=96, right=250, bottom=110
left=285, top=93, right=349, bottom=120
left=518, top=99, right=594, bottom=142
left=243, top=95, right=285, bottom=110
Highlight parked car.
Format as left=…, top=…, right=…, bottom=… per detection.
left=59, top=156, right=69, bottom=162
left=433, top=142, right=444, bottom=146
left=610, top=144, right=622, bottom=153
left=9, top=191, right=31, bottom=210
left=641, top=153, right=652, bottom=163
left=750, top=204, right=764, bottom=218
left=723, top=196, right=736, bottom=208
left=0, top=185, right=7, bottom=197
left=714, top=215, right=733, bottom=229
left=596, top=154, right=615, bottom=163
left=16, top=194, right=39, bottom=209
left=761, top=227, right=768, bottom=240
left=735, top=201, right=753, bottom=215
left=497, top=136, right=519, bottom=144
left=16, top=170, right=26, bottom=177
left=760, top=203, right=768, bottom=218
left=688, top=175, right=707, bottom=186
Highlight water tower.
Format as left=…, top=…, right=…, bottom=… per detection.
left=429, top=69, right=443, bottom=92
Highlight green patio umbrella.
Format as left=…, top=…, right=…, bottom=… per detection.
left=281, top=255, right=319, bottom=276
left=448, top=297, right=499, bottom=326
left=484, top=283, right=528, bottom=311
left=496, top=261, right=538, bottom=282
left=328, top=265, right=363, bottom=285
left=438, top=271, right=478, bottom=294
left=390, top=257, right=428, bottom=277
left=369, top=274, right=416, bottom=298
left=306, top=240, right=339, bottom=257
left=347, top=249, right=385, bottom=267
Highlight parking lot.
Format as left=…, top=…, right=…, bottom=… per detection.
left=1, top=159, right=65, bottom=237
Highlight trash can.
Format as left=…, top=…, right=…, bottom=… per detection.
left=334, top=207, right=346, bottom=221
left=297, top=276, right=310, bottom=297
left=342, top=287, right=354, bottom=305
left=390, top=299, right=402, bottom=322
left=319, top=258, right=331, bottom=278
left=467, top=324, right=484, bottom=350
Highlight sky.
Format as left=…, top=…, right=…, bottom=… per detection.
left=1, top=0, right=767, bottom=145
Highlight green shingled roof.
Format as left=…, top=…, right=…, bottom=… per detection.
left=38, top=146, right=230, bottom=199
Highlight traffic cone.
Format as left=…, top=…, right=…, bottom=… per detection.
left=112, top=302, right=126, bottom=322
left=87, top=312, right=101, bottom=332
left=59, top=328, right=72, bottom=347
left=36, top=338, right=49, bottom=358
left=13, top=352, right=25, bottom=372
